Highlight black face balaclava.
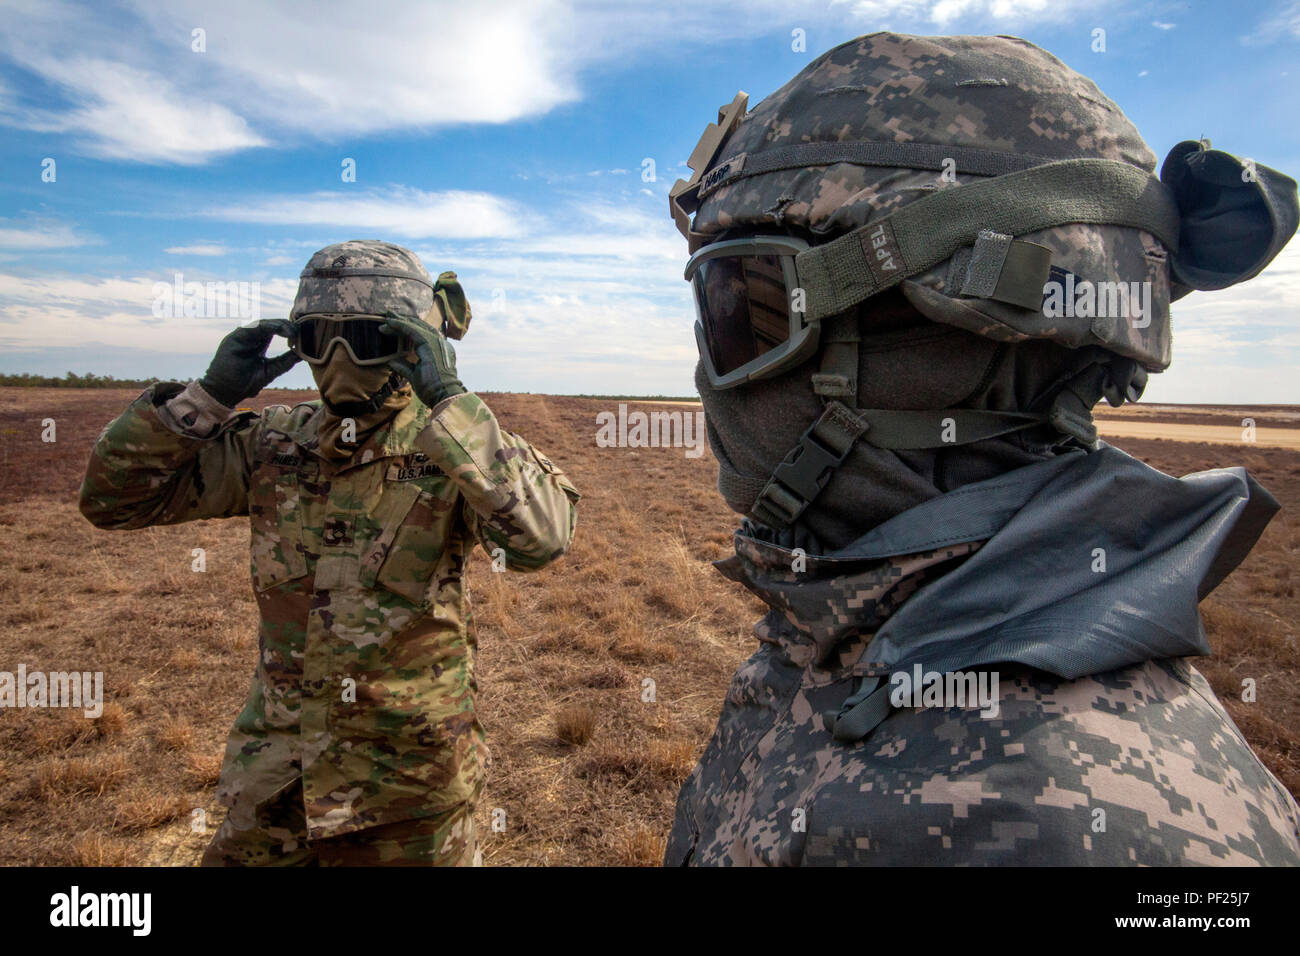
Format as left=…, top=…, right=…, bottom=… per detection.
left=698, top=287, right=1118, bottom=553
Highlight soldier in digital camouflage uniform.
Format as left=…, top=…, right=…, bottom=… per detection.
left=664, top=33, right=1300, bottom=865
left=80, top=240, right=579, bottom=866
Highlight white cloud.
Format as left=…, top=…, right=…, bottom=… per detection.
left=165, top=244, right=229, bottom=256
left=839, top=0, right=1101, bottom=26
left=347, top=198, right=695, bottom=392
left=0, top=0, right=1127, bottom=165
left=0, top=218, right=94, bottom=250
left=0, top=193, right=697, bottom=394
left=0, top=272, right=296, bottom=353
left=2, top=56, right=265, bottom=164
left=140, top=0, right=582, bottom=135
left=0, top=0, right=581, bottom=163
left=1141, top=363, right=1299, bottom=405
left=1152, top=20, right=1176, bottom=30
left=201, top=186, right=527, bottom=240
left=1241, top=0, right=1300, bottom=44
left=1166, top=239, right=1300, bottom=351
left=1143, top=238, right=1300, bottom=404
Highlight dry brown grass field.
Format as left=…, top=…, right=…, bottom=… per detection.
left=0, top=386, right=1296, bottom=866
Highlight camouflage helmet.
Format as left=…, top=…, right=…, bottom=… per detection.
left=292, top=240, right=472, bottom=339
left=670, top=32, right=1298, bottom=373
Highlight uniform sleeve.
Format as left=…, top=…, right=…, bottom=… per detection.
left=413, top=392, right=579, bottom=571
left=78, top=381, right=262, bottom=530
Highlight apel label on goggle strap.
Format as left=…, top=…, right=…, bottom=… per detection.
left=861, top=221, right=903, bottom=283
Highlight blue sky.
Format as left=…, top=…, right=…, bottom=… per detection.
left=1, top=0, right=1297, bottom=401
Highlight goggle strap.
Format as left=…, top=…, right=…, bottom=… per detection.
left=796, top=158, right=1181, bottom=323
left=750, top=403, right=1058, bottom=530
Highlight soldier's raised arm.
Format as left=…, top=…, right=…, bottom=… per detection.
left=384, top=314, right=579, bottom=571
left=79, top=319, right=299, bottom=530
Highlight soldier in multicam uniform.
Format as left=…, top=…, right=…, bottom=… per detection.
left=664, top=33, right=1300, bottom=865
left=80, top=240, right=579, bottom=866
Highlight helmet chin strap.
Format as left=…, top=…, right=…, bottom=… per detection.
left=320, top=370, right=402, bottom=418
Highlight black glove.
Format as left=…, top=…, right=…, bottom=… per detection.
left=383, top=313, right=467, bottom=408
left=199, top=319, right=300, bottom=407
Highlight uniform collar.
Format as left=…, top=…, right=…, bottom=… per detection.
left=286, top=397, right=433, bottom=469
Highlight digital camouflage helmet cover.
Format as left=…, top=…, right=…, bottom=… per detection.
left=672, top=32, right=1297, bottom=371
left=670, top=33, right=1298, bottom=530
left=292, top=239, right=472, bottom=340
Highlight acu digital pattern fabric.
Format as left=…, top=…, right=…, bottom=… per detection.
left=666, top=32, right=1300, bottom=867
left=666, top=546, right=1300, bottom=866
left=80, top=382, right=579, bottom=861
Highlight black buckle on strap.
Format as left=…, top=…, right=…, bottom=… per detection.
left=321, top=370, right=401, bottom=419
left=750, top=402, right=867, bottom=529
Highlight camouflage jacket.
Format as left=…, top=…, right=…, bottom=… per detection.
left=80, top=382, right=579, bottom=838
left=666, top=447, right=1300, bottom=865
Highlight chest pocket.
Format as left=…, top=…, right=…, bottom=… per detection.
left=359, top=478, right=457, bottom=608
left=248, top=468, right=310, bottom=591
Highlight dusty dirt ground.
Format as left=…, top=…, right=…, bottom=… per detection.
left=639, top=399, right=1300, bottom=449
left=0, top=386, right=1296, bottom=866
left=1093, top=404, right=1300, bottom=449
left=1093, top=421, right=1300, bottom=449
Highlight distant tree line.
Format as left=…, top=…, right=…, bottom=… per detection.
left=0, top=373, right=701, bottom=401
left=564, top=394, right=700, bottom=402
left=0, top=372, right=305, bottom=390
left=0, top=371, right=155, bottom=389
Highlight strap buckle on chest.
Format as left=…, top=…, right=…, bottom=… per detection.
left=750, top=401, right=868, bottom=529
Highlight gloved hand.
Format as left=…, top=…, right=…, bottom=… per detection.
left=383, top=313, right=467, bottom=408
left=199, top=319, right=300, bottom=407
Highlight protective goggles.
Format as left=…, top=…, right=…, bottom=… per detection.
left=290, top=314, right=410, bottom=366
left=685, top=235, right=817, bottom=388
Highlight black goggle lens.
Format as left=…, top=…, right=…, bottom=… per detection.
left=295, top=318, right=403, bottom=363
left=693, top=254, right=791, bottom=376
